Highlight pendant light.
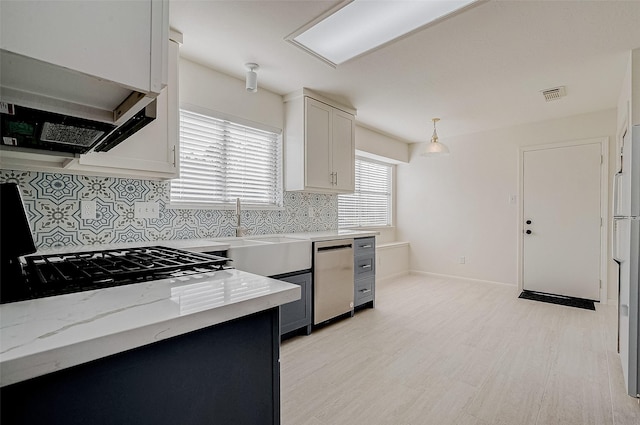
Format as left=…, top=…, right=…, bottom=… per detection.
left=245, top=63, right=259, bottom=93
left=421, top=117, right=450, bottom=156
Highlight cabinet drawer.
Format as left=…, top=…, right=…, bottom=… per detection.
left=355, top=277, right=374, bottom=306
left=355, top=255, right=375, bottom=279
left=354, top=237, right=375, bottom=256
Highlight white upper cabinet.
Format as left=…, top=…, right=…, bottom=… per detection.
left=0, top=0, right=168, bottom=96
left=73, top=35, right=181, bottom=179
left=0, top=34, right=180, bottom=180
left=285, top=89, right=355, bottom=193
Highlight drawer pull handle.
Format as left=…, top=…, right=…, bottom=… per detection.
left=360, top=244, right=372, bottom=249
left=360, top=289, right=371, bottom=293
left=361, top=264, right=372, bottom=269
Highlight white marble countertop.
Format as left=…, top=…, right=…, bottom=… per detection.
left=31, top=230, right=379, bottom=256
left=282, top=230, right=378, bottom=242
left=0, top=230, right=376, bottom=387
left=0, top=269, right=299, bottom=387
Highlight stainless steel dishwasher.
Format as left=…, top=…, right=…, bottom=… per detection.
left=313, top=239, right=354, bottom=324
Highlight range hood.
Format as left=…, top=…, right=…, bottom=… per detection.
left=0, top=49, right=159, bottom=156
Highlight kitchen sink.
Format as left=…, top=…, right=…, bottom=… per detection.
left=226, top=237, right=311, bottom=276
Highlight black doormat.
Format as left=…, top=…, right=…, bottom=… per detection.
left=518, top=290, right=596, bottom=311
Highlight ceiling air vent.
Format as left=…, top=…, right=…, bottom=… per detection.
left=541, top=86, right=567, bottom=102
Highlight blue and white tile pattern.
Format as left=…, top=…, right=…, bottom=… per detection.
left=1, top=169, right=338, bottom=248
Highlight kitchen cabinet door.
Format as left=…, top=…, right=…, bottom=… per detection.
left=279, top=272, right=312, bottom=336
left=284, top=89, right=355, bottom=193
left=305, top=98, right=333, bottom=190
left=70, top=37, right=180, bottom=179
left=331, top=108, right=355, bottom=192
left=0, top=0, right=167, bottom=95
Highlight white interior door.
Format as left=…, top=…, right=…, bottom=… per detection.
left=522, top=143, right=602, bottom=300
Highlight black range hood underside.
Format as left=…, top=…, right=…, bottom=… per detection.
left=0, top=100, right=156, bottom=155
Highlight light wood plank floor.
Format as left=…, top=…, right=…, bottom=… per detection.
left=280, top=274, right=640, bottom=425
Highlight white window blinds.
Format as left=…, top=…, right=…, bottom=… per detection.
left=170, top=109, right=282, bottom=207
left=338, top=158, right=392, bottom=228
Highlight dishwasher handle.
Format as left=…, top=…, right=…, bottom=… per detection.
left=317, top=243, right=352, bottom=252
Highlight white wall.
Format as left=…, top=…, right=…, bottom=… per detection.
left=355, top=125, right=410, bottom=163
left=618, top=52, right=632, bottom=132
left=397, top=109, right=617, bottom=296
left=179, top=58, right=283, bottom=131
left=633, top=49, right=640, bottom=127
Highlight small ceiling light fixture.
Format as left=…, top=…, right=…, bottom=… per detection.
left=421, top=118, right=450, bottom=157
left=286, top=0, right=481, bottom=67
left=245, top=63, right=259, bottom=93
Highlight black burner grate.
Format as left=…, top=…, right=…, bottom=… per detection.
left=19, top=246, right=230, bottom=301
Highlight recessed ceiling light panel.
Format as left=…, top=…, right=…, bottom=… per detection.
left=287, top=0, right=480, bottom=67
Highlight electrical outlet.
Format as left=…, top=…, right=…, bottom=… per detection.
left=134, top=202, right=159, bottom=219
left=459, top=256, right=466, bottom=264
left=81, top=200, right=97, bottom=220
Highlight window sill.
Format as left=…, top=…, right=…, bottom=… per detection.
left=340, top=225, right=395, bottom=231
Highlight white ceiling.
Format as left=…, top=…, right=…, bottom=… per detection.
left=170, top=0, right=640, bottom=143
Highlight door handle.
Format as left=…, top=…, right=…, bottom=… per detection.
left=526, top=230, right=532, bottom=235
left=526, top=220, right=532, bottom=225
left=317, top=244, right=352, bottom=252
left=621, top=304, right=629, bottom=316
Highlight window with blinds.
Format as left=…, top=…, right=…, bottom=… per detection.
left=170, top=109, right=282, bottom=207
left=338, top=158, right=392, bottom=228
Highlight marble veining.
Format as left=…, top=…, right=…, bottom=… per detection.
left=0, top=269, right=300, bottom=387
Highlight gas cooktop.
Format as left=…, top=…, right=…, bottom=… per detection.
left=2, top=246, right=231, bottom=304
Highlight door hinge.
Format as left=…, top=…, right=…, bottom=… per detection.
left=599, top=280, right=602, bottom=289
left=601, top=155, right=603, bottom=164
left=601, top=217, right=603, bottom=227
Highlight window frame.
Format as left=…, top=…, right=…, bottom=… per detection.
left=169, top=104, right=284, bottom=210
left=338, top=155, right=395, bottom=229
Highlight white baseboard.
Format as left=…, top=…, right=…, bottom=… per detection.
left=409, top=270, right=516, bottom=287
left=377, top=241, right=410, bottom=250
left=377, top=271, right=411, bottom=283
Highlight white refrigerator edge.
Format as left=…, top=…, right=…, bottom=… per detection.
left=613, top=124, right=640, bottom=398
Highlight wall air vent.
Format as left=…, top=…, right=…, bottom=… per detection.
left=541, top=86, right=567, bottom=102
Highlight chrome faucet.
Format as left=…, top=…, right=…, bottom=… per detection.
left=235, top=198, right=249, bottom=237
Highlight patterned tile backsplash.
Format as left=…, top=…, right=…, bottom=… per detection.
left=1, top=169, right=338, bottom=248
